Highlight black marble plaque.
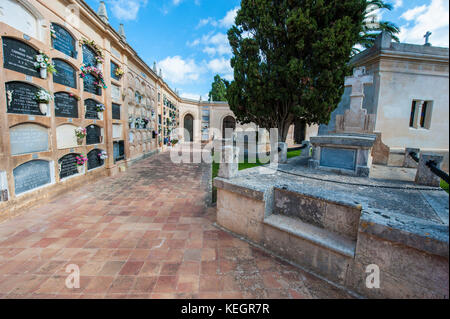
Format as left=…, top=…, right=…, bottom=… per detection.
left=5, top=81, right=43, bottom=115
left=85, top=99, right=100, bottom=119
left=86, top=125, right=101, bottom=145
left=87, top=149, right=104, bottom=170
left=58, top=153, right=79, bottom=179
left=13, top=160, right=51, bottom=195
left=113, top=141, right=125, bottom=162
left=82, top=44, right=97, bottom=67
left=83, top=73, right=101, bottom=95
left=53, top=59, right=77, bottom=88
left=2, top=37, right=39, bottom=77
left=111, top=61, right=120, bottom=80
left=54, top=92, right=78, bottom=118
left=112, top=103, right=121, bottom=120
left=51, top=23, right=77, bottom=58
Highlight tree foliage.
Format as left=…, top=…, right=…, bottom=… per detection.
left=208, top=74, right=228, bottom=102
left=226, top=0, right=367, bottom=141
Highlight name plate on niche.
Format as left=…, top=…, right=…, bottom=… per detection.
left=2, top=37, right=39, bottom=77
left=5, top=82, right=44, bottom=116
left=58, top=153, right=79, bottom=179
left=13, top=160, right=51, bottom=195
left=10, top=123, right=49, bottom=156
left=320, top=147, right=357, bottom=171
left=53, top=59, right=77, bottom=89
left=54, top=92, right=78, bottom=118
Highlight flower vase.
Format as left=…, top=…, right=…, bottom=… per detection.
left=40, top=68, right=48, bottom=79
left=99, top=136, right=103, bottom=143
left=39, top=103, right=48, bottom=116
left=96, top=63, right=102, bottom=70
left=77, top=165, right=84, bottom=174
left=77, top=137, right=84, bottom=145
left=98, top=112, right=103, bottom=120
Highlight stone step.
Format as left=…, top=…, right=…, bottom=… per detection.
left=264, top=214, right=356, bottom=258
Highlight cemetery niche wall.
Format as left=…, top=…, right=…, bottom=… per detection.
left=51, top=23, right=77, bottom=59
left=86, top=124, right=102, bottom=145
left=87, top=149, right=105, bottom=170
left=58, top=153, right=82, bottom=179
left=10, top=123, right=49, bottom=155
left=13, top=160, right=52, bottom=195
left=53, top=59, right=77, bottom=89
left=2, top=37, right=39, bottom=78
left=54, top=92, right=78, bottom=118
left=6, top=81, right=45, bottom=116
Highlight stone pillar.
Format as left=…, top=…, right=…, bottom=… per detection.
left=403, top=148, right=420, bottom=168
left=218, top=145, right=239, bottom=179
left=0, top=171, right=8, bottom=202
left=299, top=141, right=312, bottom=158
left=278, top=142, right=287, bottom=164
left=415, top=153, right=444, bottom=187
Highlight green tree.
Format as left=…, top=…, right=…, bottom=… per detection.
left=226, top=0, right=367, bottom=142
left=208, top=74, right=228, bottom=102
left=356, top=0, right=400, bottom=54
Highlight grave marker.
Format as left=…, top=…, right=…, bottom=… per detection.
left=13, top=160, right=51, bottom=195
left=10, top=123, right=49, bottom=155
left=58, top=153, right=79, bottom=179
left=2, top=37, right=39, bottom=77
left=5, top=81, right=43, bottom=115
left=53, top=59, right=77, bottom=88
left=54, top=92, right=78, bottom=118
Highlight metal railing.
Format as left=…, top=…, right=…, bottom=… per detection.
left=409, top=151, right=449, bottom=184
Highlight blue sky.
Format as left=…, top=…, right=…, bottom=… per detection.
left=84, top=0, right=449, bottom=100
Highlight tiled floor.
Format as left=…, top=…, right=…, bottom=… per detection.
left=0, top=152, right=352, bottom=299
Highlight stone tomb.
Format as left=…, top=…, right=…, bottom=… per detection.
left=13, top=160, right=52, bottom=195
left=56, top=124, right=78, bottom=149
left=113, top=141, right=125, bottom=162
left=53, top=59, right=77, bottom=89
left=84, top=99, right=100, bottom=119
left=87, top=149, right=104, bottom=170
left=83, top=73, right=101, bottom=96
left=58, top=153, right=80, bottom=179
left=112, top=124, right=123, bottom=139
left=86, top=125, right=102, bottom=145
left=2, top=37, right=39, bottom=77
left=5, top=82, right=44, bottom=116
left=10, top=123, right=49, bottom=155
left=112, top=103, right=121, bottom=120
left=54, top=92, right=78, bottom=118
left=51, top=23, right=77, bottom=58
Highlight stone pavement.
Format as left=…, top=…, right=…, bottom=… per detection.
left=0, top=152, right=352, bottom=299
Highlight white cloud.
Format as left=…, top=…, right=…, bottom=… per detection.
left=399, top=0, right=449, bottom=47
left=393, top=0, right=403, bottom=10
left=197, top=17, right=218, bottom=28
left=108, top=0, right=148, bottom=21
left=220, top=7, right=239, bottom=28
left=207, top=57, right=233, bottom=81
left=190, top=32, right=231, bottom=56
left=158, top=56, right=204, bottom=84
left=180, top=92, right=208, bottom=100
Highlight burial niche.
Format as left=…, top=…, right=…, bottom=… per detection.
left=113, top=141, right=125, bottom=162
left=58, top=153, right=80, bottom=179
left=84, top=99, right=100, bottom=119
left=86, top=125, right=102, bottom=145
left=112, top=103, right=121, bottom=120
left=54, top=92, right=78, bottom=118
left=51, top=23, right=77, bottom=58
left=83, top=73, right=102, bottom=96
left=10, top=123, right=49, bottom=155
left=0, top=0, right=40, bottom=39
left=82, top=44, right=97, bottom=67
left=87, top=149, right=105, bottom=170
left=2, top=37, right=39, bottom=77
left=5, top=81, right=43, bottom=115
left=13, top=160, right=52, bottom=195
left=53, top=59, right=77, bottom=89
left=56, top=123, right=78, bottom=149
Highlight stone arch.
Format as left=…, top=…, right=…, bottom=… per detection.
left=0, top=0, right=45, bottom=40
left=183, top=113, right=194, bottom=142
left=222, top=115, right=236, bottom=139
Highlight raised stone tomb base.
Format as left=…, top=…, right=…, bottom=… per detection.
left=214, top=161, right=449, bottom=298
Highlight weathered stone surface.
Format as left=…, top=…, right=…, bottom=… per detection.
left=415, top=152, right=444, bottom=187
left=218, top=145, right=239, bottom=179
left=371, top=132, right=390, bottom=165
left=278, top=142, right=287, bottom=164
left=404, top=148, right=420, bottom=168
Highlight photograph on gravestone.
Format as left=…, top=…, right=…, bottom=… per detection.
left=51, top=23, right=77, bottom=58
left=53, top=59, right=77, bottom=89
left=54, top=92, right=78, bottom=118
left=82, top=44, right=97, bottom=67
left=58, top=153, right=80, bottom=179
left=87, top=149, right=105, bottom=170
left=86, top=125, right=101, bottom=145
left=13, top=160, right=51, bottom=195
left=10, top=123, right=49, bottom=155
left=113, top=141, right=125, bottom=162
left=84, top=99, right=100, bottom=119
left=83, top=73, right=102, bottom=96
left=112, top=103, right=121, bottom=120
left=2, top=37, right=39, bottom=77
left=5, top=81, right=44, bottom=115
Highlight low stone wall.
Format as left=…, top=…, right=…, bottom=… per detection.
left=215, top=176, right=449, bottom=298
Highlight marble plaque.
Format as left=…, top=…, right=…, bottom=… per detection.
left=87, top=149, right=104, bottom=170
left=14, top=160, right=51, bottom=195
left=320, top=147, right=357, bottom=171
left=83, top=73, right=101, bottom=96
left=58, top=153, right=79, bottom=179
left=112, top=103, right=121, bottom=120
left=84, top=99, right=99, bottom=119
left=51, top=23, right=77, bottom=58
left=112, top=124, right=123, bottom=139
left=10, top=123, right=49, bottom=155
left=5, top=81, right=43, bottom=115
left=82, top=44, right=97, bottom=67
left=2, top=37, right=39, bottom=77
left=56, top=124, right=78, bottom=149
left=86, top=125, right=101, bottom=145
left=54, top=92, right=78, bottom=118
left=53, top=59, right=77, bottom=89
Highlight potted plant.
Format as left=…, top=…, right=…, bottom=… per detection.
left=96, top=103, right=105, bottom=120
left=75, top=154, right=87, bottom=174
left=75, top=127, right=86, bottom=145
left=115, top=67, right=124, bottom=79
left=35, top=89, right=53, bottom=115
left=95, top=56, right=103, bottom=70
left=34, top=51, right=56, bottom=79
